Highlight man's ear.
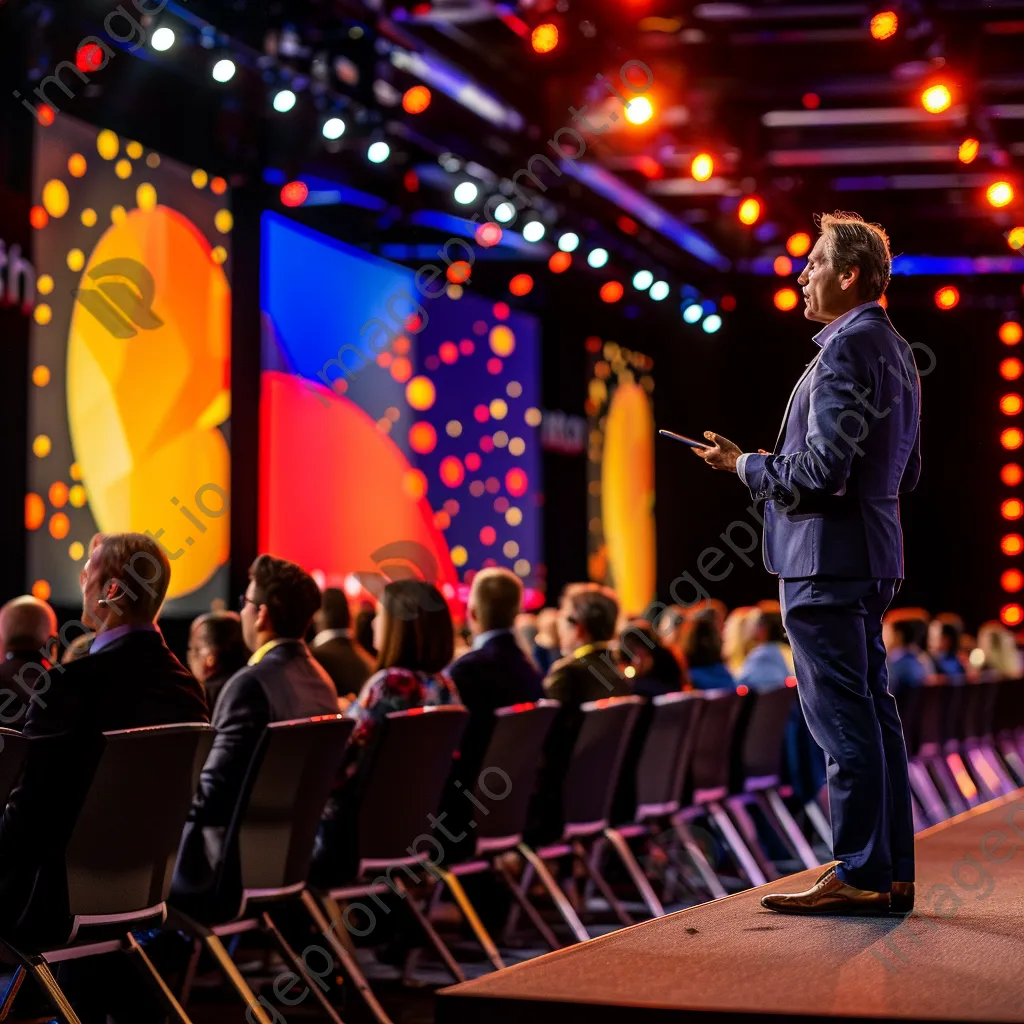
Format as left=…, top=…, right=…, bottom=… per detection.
left=255, top=603, right=271, bottom=633
left=840, top=264, right=861, bottom=292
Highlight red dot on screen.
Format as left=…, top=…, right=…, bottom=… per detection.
left=459, top=339, right=475, bottom=356
left=487, top=358, right=503, bottom=374
left=473, top=320, right=488, bottom=336
left=506, top=468, right=528, bottom=497
left=480, top=526, right=497, bottom=545
left=439, top=341, right=459, bottom=364
left=474, top=405, right=489, bottom=423
left=465, top=453, right=482, bottom=471
left=480, top=436, right=495, bottom=453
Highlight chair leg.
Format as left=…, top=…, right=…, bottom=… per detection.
left=300, top=890, right=392, bottom=1024
left=433, top=868, right=505, bottom=971
left=573, top=840, right=633, bottom=927
left=723, top=797, right=779, bottom=881
left=926, top=755, right=970, bottom=815
left=707, top=800, right=767, bottom=888
left=944, top=751, right=982, bottom=807
left=671, top=817, right=727, bottom=900
left=0, top=966, right=25, bottom=1021
left=391, top=876, right=465, bottom=983
left=759, top=789, right=820, bottom=871
left=602, top=828, right=665, bottom=919
left=516, top=842, right=590, bottom=944
left=24, top=959, right=82, bottom=1024
left=178, top=938, right=202, bottom=1008
left=122, top=933, right=195, bottom=1024
left=200, top=934, right=275, bottom=1024
left=260, top=912, right=345, bottom=1024
left=908, top=758, right=947, bottom=825
left=803, top=797, right=833, bottom=848
left=494, top=859, right=562, bottom=951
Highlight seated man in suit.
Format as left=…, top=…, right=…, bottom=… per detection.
left=0, top=595, right=58, bottom=730
left=172, top=554, right=339, bottom=912
left=186, top=610, right=248, bottom=714
left=736, top=608, right=793, bottom=693
left=310, top=587, right=374, bottom=701
left=0, top=532, right=209, bottom=938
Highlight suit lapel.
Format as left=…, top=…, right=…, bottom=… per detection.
left=774, top=352, right=820, bottom=453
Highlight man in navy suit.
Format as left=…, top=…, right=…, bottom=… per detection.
left=695, top=212, right=921, bottom=916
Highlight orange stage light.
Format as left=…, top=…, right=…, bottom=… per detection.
left=774, top=288, right=799, bottom=311
left=1008, top=227, right=1024, bottom=251
left=1000, top=322, right=1023, bottom=345
left=1002, top=569, right=1024, bottom=593
left=447, top=260, right=472, bottom=284
left=600, top=281, right=624, bottom=303
left=958, top=138, right=980, bottom=164
left=625, top=97, right=654, bottom=125
left=402, top=86, right=432, bottom=114
left=1001, top=358, right=1024, bottom=381
left=773, top=255, right=793, bottom=276
left=921, top=84, right=952, bottom=114
left=786, top=232, right=811, bottom=257
left=934, top=285, right=959, bottom=310
left=1002, top=427, right=1024, bottom=450
left=738, top=196, right=762, bottom=225
left=1002, top=533, right=1024, bottom=556
left=531, top=23, right=558, bottom=54
left=691, top=153, right=714, bottom=182
left=1001, top=603, right=1024, bottom=627
left=1001, top=394, right=1023, bottom=415
left=1002, top=498, right=1024, bottom=520
left=509, top=274, right=534, bottom=296
left=29, top=206, right=49, bottom=230
left=870, top=11, right=898, bottom=40
left=280, top=181, right=308, bottom=207
left=987, top=181, right=1015, bottom=208
left=548, top=251, right=571, bottom=273
left=1002, top=463, right=1023, bottom=486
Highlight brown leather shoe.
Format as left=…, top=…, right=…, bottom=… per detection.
left=890, top=881, right=915, bottom=914
left=760, top=866, right=890, bottom=916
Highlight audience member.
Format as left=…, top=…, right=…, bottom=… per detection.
left=736, top=608, right=792, bottom=692
left=353, top=601, right=377, bottom=658
left=186, top=611, right=248, bottom=713
left=882, top=612, right=931, bottom=694
left=928, top=615, right=966, bottom=678
left=683, top=608, right=735, bottom=690
left=722, top=605, right=757, bottom=676
left=0, top=532, right=208, bottom=939
left=312, top=579, right=460, bottom=880
left=976, top=621, right=1024, bottom=677
left=617, top=619, right=685, bottom=697
left=310, top=587, right=375, bottom=700
left=0, top=596, right=58, bottom=726
left=532, top=606, right=561, bottom=675
left=172, top=554, right=338, bottom=912
left=545, top=583, right=632, bottom=706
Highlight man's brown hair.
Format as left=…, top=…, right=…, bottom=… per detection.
left=817, top=211, right=892, bottom=302
left=89, top=532, right=172, bottom=622
left=563, top=582, right=619, bottom=644
left=249, top=554, right=321, bottom=639
left=470, top=567, right=523, bottom=632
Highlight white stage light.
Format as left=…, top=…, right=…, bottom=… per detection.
left=454, top=181, right=478, bottom=205
left=494, top=202, right=516, bottom=223
left=368, top=141, right=391, bottom=163
left=649, top=280, right=670, bottom=301
left=322, top=117, right=346, bottom=140
left=587, top=248, right=609, bottom=268
left=151, top=27, right=175, bottom=51
left=212, top=59, right=236, bottom=82
left=522, top=221, right=546, bottom=242
left=273, top=89, right=297, bottom=113
left=633, top=270, right=654, bottom=290
left=703, top=314, right=723, bottom=333
left=558, top=232, right=579, bottom=252
left=682, top=302, right=703, bottom=323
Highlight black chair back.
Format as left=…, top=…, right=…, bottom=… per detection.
left=941, top=681, right=965, bottom=746
left=735, top=685, right=799, bottom=788
left=562, top=696, right=644, bottom=835
left=689, top=689, right=746, bottom=800
left=356, top=706, right=469, bottom=865
left=471, top=700, right=561, bottom=851
left=994, top=676, right=1024, bottom=736
left=632, top=692, right=703, bottom=819
left=962, top=681, right=998, bottom=742
left=895, top=686, right=923, bottom=757
left=65, top=724, right=214, bottom=922
left=915, top=684, right=947, bottom=753
left=0, top=728, right=29, bottom=806
left=227, top=715, right=354, bottom=901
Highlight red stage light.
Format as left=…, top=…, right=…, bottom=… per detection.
left=1002, top=534, right=1024, bottom=556
left=531, top=23, right=558, bottom=53
left=600, top=281, right=624, bottom=303
left=1003, top=498, right=1024, bottom=520
left=280, top=181, right=308, bottom=207
left=1002, top=427, right=1024, bottom=450
left=1001, top=358, right=1024, bottom=381
left=29, top=206, right=49, bottom=230
left=802, top=93, right=820, bottom=110
left=787, top=232, right=812, bottom=257
left=738, top=196, right=762, bottom=225
left=774, top=288, right=799, bottom=311
left=475, top=222, right=502, bottom=247
left=1002, top=569, right=1024, bottom=593
left=958, top=138, right=980, bottom=164
left=402, top=86, right=432, bottom=114
left=870, top=11, right=898, bottom=40
left=509, top=274, right=534, bottom=296
left=720, top=295, right=736, bottom=312
left=1001, top=394, right=1023, bottom=415
left=1001, top=603, right=1024, bottom=627
left=36, top=105, right=55, bottom=127
left=617, top=215, right=639, bottom=235
left=403, top=169, right=420, bottom=192
left=934, top=285, right=959, bottom=310
left=76, top=43, right=106, bottom=73
left=548, top=251, right=571, bottom=273
left=773, top=256, right=793, bottom=276
left=637, top=156, right=663, bottom=179
left=1001, top=322, right=1023, bottom=345
left=447, top=261, right=472, bottom=284
left=1002, top=463, right=1023, bottom=486
left=736, top=684, right=749, bottom=696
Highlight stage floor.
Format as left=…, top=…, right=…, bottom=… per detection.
left=437, top=793, right=1024, bottom=1024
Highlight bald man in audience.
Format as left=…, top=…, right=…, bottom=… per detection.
left=0, top=596, right=58, bottom=731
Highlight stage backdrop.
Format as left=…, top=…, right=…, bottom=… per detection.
left=586, top=337, right=656, bottom=617
left=27, top=115, right=231, bottom=611
left=259, top=212, right=543, bottom=610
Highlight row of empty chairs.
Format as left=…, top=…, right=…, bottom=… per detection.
left=1, top=674, right=1022, bottom=1023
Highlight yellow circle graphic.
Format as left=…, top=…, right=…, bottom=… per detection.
left=32, top=434, right=52, bottom=458
left=97, top=129, right=119, bottom=160
left=214, top=209, right=233, bottom=233
left=81, top=208, right=97, bottom=227
left=67, top=248, right=85, bottom=272
left=37, top=274, right=54, bottom=295
left=42, top=179, right=70, bottom=218
left=115, top=159, right=133, bottom=180
left=136, top=183, right=157, bottom=211
left=33, top=303, right=52, bottom=325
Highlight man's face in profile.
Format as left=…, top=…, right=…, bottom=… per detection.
left=797, top=235, right=848, bottom=324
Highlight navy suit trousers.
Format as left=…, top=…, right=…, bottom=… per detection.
left=780, top=577, right=915, bottom=891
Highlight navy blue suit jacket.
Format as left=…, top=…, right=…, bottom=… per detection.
left=740, top=304, right=921, bottom=579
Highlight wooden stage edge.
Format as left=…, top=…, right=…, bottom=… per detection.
left=437, top=792, right=1024, bottom=1024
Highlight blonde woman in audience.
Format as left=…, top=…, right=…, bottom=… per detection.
left=975, top=621, right=1024, bottom=678
left=722, top=605, right=758, bottom=675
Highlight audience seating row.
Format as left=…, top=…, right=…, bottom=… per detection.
left=1, top=675, right=1022, bottom=1024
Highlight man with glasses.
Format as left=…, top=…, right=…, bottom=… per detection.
left=172, top=554, right=339, bottom=912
